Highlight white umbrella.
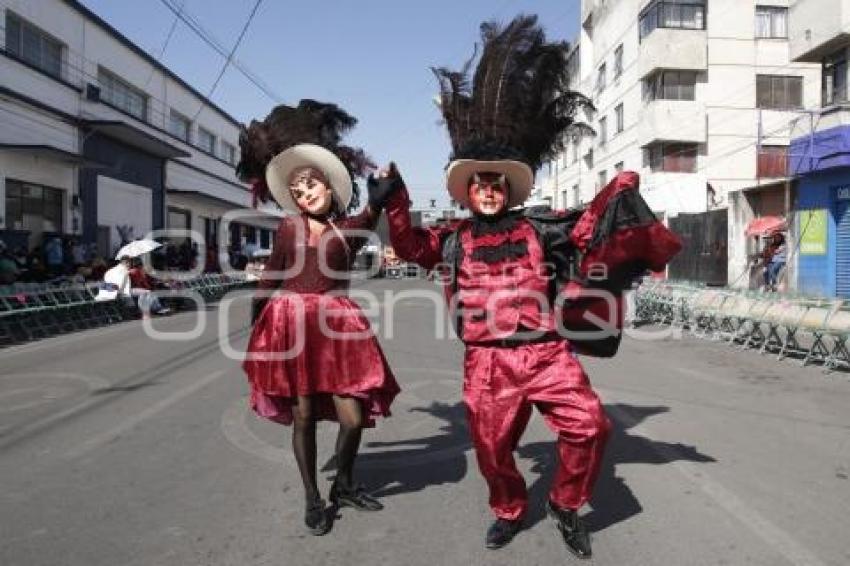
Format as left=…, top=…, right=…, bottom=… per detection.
left=115, top=239, right=161, bottom=259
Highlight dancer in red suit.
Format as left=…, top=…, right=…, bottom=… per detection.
left=237, top=101, right=400, bottom=536
left=369, top=16, right=681, bottom=557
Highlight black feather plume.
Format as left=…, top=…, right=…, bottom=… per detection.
left=235, top=99, right=374, bottom=211
left=432, top=14, right=593, bottom=172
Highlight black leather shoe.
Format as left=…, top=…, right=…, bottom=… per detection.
left=546, top=501, right=592, bottom=559
left=304, top=497, right=331, bottom=536
left=329, top=482, right=383, bottom=511
left=485, top=518, right=523, bottom=549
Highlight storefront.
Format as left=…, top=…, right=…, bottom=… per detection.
left=795, top=172, right=850, bottom=298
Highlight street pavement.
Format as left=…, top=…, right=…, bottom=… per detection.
left=1, top=278, right=848, bottom=566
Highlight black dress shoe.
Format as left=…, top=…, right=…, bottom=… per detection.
left=546, top=501, right=592, bottom=559
left=304, top=497, right=331, bottom=536
left=485, top=518, right=523, bottom=549
left=329, top=482, right=383, bottom=511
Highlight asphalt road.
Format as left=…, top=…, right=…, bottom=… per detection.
left=1, top=279, right=848, bottom=566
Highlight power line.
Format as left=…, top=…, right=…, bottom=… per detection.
left=192, top=0, right=264, bottom=121
left=157, top=0, right=283, bottom=104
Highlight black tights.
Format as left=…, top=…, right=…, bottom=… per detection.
left=291, top=395, right=364, bottom=500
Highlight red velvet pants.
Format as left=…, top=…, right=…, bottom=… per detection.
left=463, top=339, right=611, bottom=520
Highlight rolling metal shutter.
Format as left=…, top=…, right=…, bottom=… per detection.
left=837, top=200, right=850, bottom=298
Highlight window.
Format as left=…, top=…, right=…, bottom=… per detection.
left=757, top=145, right=788, bottom=177
left=596, top=63, right=607, bottom=92
left=598, top=117, right=608, bottom=146
left=585, top=148, right=594, bottom=169
left=645, top=71, right=697, bottom=101
left=5, top=12, right=63, bottom=79
left=823, top=51, right=848, bottom=106
left=598, top=170, right=608, bottom=189
left=756, top=75, right=803, bottom=109
left=197, top=127, right=216, bottom=155
left=561, top=190, right=568, bottom=209
left=645, top=143, right=698, bottom=173
left=169, top=110, right=191, bottom=143
left=98, top=68, right=148, bottom=120
left=614, top=45, right=624, bottom=78
left=571, top=140, right=579, bottom=163
left=755, top=6, right=787, bottom=39
left=639, top=1, right=706, bottom=40
left=615, top=103, right=624, bottom=133
left=615, top=161, right=625, bottom=173
left=221, top=141, right=237, bottom=165
left=5, top=179, right=64, bottom=233
left=572, top=184, right=580, bottom=207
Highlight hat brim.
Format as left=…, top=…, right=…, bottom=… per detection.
left=446, top=159, right=534, bottom=209
left=265, top=144, right=352, bottom=213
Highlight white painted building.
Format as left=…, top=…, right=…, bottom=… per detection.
left=0, top=0, right=279, bottom=261
left=543, top=0, right=820, bottom=284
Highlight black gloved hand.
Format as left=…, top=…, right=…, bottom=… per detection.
left=367, top=163, right=404, bottom=209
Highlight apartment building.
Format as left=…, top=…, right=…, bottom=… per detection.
left=544, top=0, right=820, bottom=284
left=785, top=0, right=850, bottom=298
left=0, top=0, right=279, bottom=259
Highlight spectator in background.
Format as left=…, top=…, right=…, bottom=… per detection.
left=762, top=232, right=787, bottom=292
left=0, top=241, right=20, bottom=285
left=44, top=236, right=64, bottom=276
left=128, top=258, right=170, bottom=316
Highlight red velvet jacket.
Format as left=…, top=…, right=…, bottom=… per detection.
left=384, top=172, right=682, bottom=353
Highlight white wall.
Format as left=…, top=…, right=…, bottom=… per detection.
left=96, top=176, right=152, bottom=249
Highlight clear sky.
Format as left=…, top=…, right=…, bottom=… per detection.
left=79, top=0, right=581, bottom=208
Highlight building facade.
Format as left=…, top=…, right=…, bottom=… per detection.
left=786, top=0, right=850, bottom=298
left=543, top=0, right=820, bottom=285
left=0, top=0, right=279, bottom=262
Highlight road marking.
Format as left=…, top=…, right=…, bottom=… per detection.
left=604, top=401, right=829, bottom=566
left=65, top=369, right=226, bottom=460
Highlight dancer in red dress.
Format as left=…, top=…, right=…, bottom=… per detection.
left=372, top=16, right=681, bottom=557
left=236, top=100, right=400, bottom=536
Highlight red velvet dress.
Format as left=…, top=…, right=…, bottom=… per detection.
left=242, top=210, right=400, bottom=426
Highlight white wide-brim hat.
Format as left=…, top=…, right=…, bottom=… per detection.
left=265, top=144, right=352, bottom=213
left=446, top=159, right=534, bottom=209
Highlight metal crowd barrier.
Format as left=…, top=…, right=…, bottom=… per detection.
left=635, top=280, right=850, bottom=373
left=0, top=272, right=251, bottom=347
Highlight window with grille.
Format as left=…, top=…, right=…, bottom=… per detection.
left=198, top=128, right=217, bottom=155
left=169, top=110, right=191, bottom=143
left=823, top=51, right=848, bottom=106
left=614, top=45, right=624, bottom=78
left=645, top=70, right=697, bottom=101
left=221, top=141, right=237, bottom=164
left=615, top=103, right=624, bottom=133
left=5, top=179, right=64, bottom=233
left=98, top=68, right=148, bottom=121
left=5, top=12, right=63, bottom=80
left=597, top=63, right=607, bottom=92
left=639, top=1, right=706, bottom=40
left=755, top=6, right=787, bottom=39
left=645, top=143, right=697, bottom=173
left=756, top=75, right=803, bottom=109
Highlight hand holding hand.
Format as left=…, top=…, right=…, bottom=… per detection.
left=367, top=162, right=405, bottom=209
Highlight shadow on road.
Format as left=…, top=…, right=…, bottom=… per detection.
left=520, top=403, right=715, bottom=532
left=321, top=402, right=714, bottom=536
left=321, top=401, right=470, bottom=498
